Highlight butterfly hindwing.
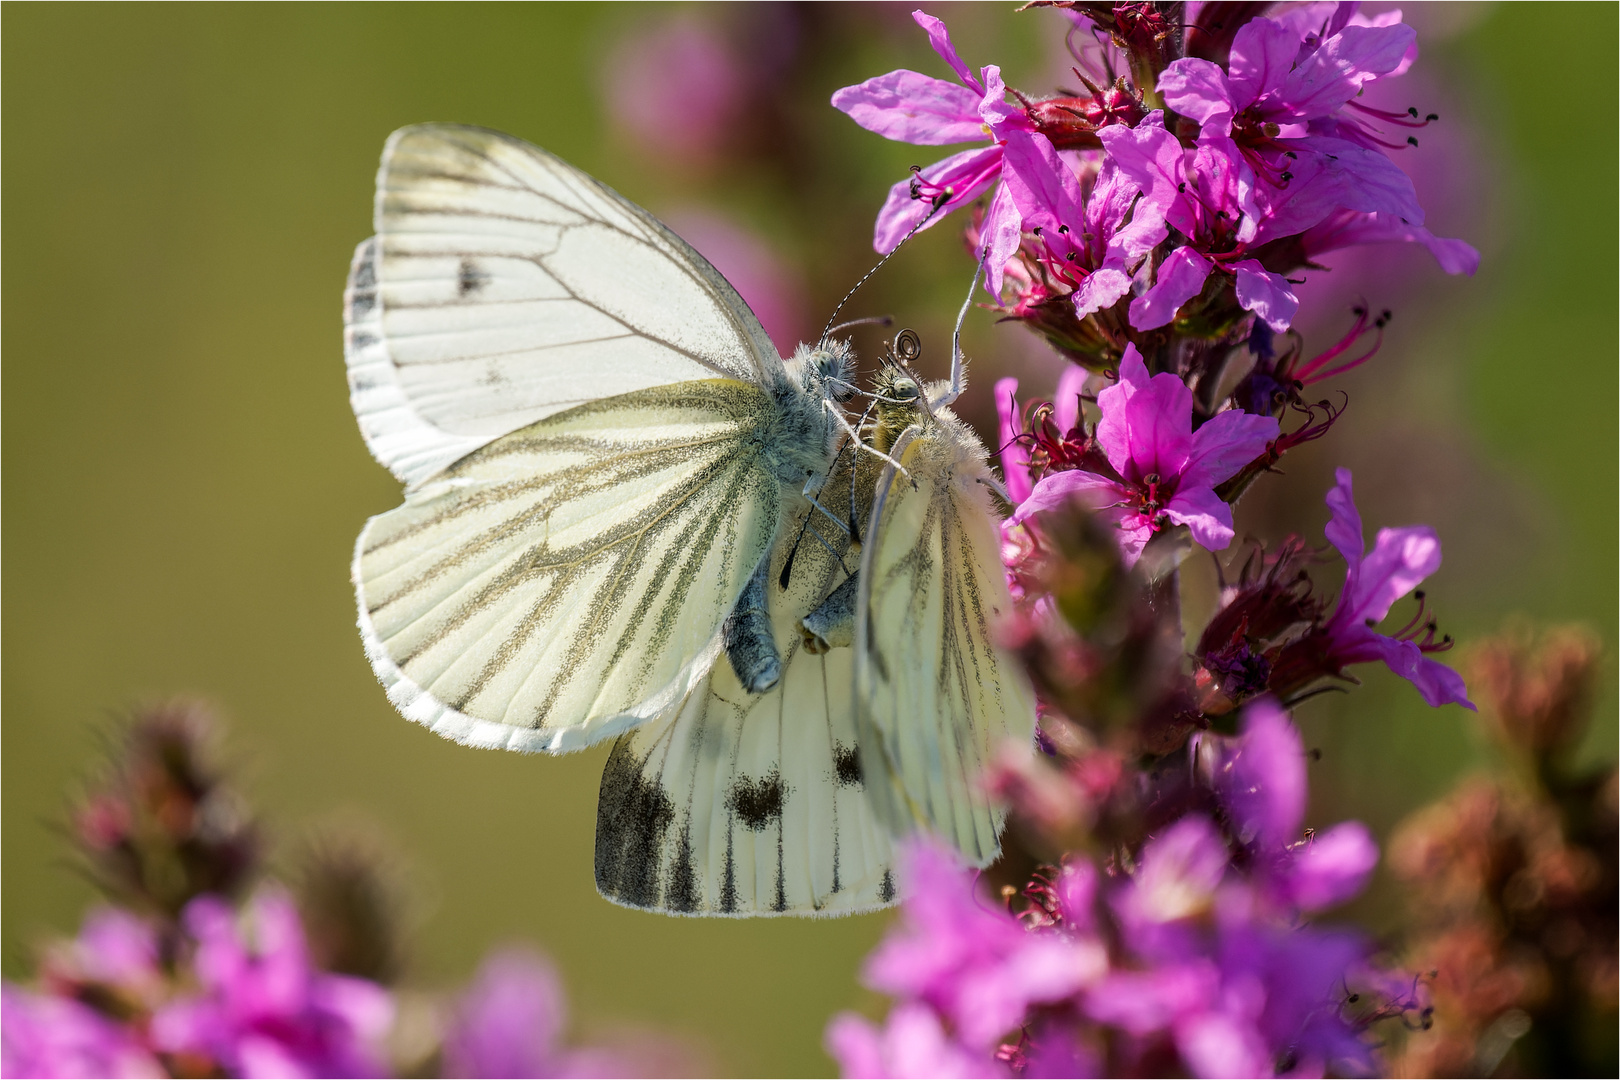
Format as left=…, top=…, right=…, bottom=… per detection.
left=354, top=379, right=785, bottom=753
left=595, top=455, right=898, bottom=915
left=346, top=123, right=781, bottom=489
left=854, top=406, right=1037, bottom=867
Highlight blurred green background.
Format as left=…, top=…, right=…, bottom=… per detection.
left=3, top=3, right=1614, bottom=1074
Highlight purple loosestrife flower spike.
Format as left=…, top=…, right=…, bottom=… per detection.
left=832, top=11, right=1029, bottom=261
left=1321, top=468, right=1475, bottom=709
left=1010, top=346, right=1277, bottom=567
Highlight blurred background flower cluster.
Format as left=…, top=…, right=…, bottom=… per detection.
left=3, top=3, right=1614, bottom=1076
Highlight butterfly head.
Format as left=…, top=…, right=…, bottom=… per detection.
left=790, top=339, right=858, bottom=403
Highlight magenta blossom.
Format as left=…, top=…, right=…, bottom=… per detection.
left=826, top=1003, right=1006, bottom=1080
left=1, top=985, right=162, bottom=1079
left=1301, top=207, right=1479, bottom=276
left=999, top=130, right=1166, bottom=316
left=1316, top=468, right=1474, bottom=709
left=1009, top=345, right=1278, bottom=567
left=1099, top=114, right=1302, bottom=331
left=1215, top=700, right=1380, bottom=913
left=833, top=10, right=1028, bottom=255
left=150, top=890, right=393, bottom=1078
left=856, top=839, right=1105, bottom=1049
left=602, top=18, right=744, bottom=166
left=1091, top=815, right=1380, bottom=1078
left=1158, top=14, right=1424, bottom=227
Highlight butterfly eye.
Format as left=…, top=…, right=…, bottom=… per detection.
left=894, top=377, right=919, bottom=402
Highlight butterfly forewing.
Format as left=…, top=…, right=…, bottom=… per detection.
left=354, top=380, right=785, bottom=752
left=595, top=455, right=898, bottom=915
left=347, top=123, right=781, bottom=489
left=854, top=410, right=1037, bottom=867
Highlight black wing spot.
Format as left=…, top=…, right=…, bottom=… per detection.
left=457, top=257, right=490, bottom=297
left=726, top=769, right=786, bottom=832
left=594, top=740, right=675, bottom=908
left=879, top=869, right=895, bottom=903
left=833, top=743, right=863, bottom=789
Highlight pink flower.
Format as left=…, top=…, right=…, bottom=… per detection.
left=1158, top=14, right=1425, bottom=229
left=1, top=985, right=162, bottom=1079
left=602, top=19, right=744, bottom=166
left=1316, top=468, right=1474, bottom=709
left=826, top=1004, right=1006, bottom=1079
left=1099, top=115, right=1302, bottom=331
left=998, top=131, right=1166, bottom=316
left=1216, top=700, right=1380, bottom=912
left=151, top=890, right=393, bottom=1078
left=860, top=840, right=1105, bottom=1048
left=832, top=10, right=1028, bottom=255
left=1009, top=346, right=1277, bottom=567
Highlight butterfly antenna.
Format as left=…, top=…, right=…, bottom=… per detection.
left=941, top=261, right=983, bottom=407
left=826, top=315, right=895, bottom=337
left=818, top=194, right=947, bottom=346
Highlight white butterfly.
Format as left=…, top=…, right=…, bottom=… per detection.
left=345, top=123, right=1034, bottom=915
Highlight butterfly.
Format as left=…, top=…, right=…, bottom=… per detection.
left=345, top=123, right=1035, bottom=916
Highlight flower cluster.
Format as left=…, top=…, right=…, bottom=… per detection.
left=2, top=707, right=658, bottom=1080
left=830, top=702, right=1426, bottom=1077
left=836, top=5, right=1476, bottom=368
left=827, top=5, right=1498, bottom=1076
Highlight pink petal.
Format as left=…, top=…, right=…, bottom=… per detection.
left=976, top=65, right=1028, bottom=133
left=994, top=377, right=1033, bottom=504
left=1323, top=467, right=1365, bottom=564
left=1281, top=22, right=1418, bottom=120
left=1287, top=821, right=1380, bottom=910
left=1001, top=130, right=1081, bottom=232
left=980, top=181, right=1023, bottom=296
left=1231, top=259, right=1299, bottom=331
left=1052, top=364, right=1087, bottom=433
left=1163, top=483, right=1236, bottom=551
left=912, top=9, right=983, bottom=93
left=1368, top=636, right=1476, bottom=711
left=1227, top=17, right=1304, bottom=110
left=831, top=70, right=988, bottom=144
left=1297, top=136, right=1424, bottom=226
left=1302, top=210, right=1479, bottom=275
left=1099, top=113, right=1194, bottom=238
left=1182, top=408, right=1278, bottom=489
left=1175, top=1011, right=1274, bottom=1080
left=1074, top=265, right=1132, bottom=319
left=872, top=145, right=1003, bottom=253
left=1158, top=57, right=1236, bottom=132
left=1222, top=699, right=1306, bottom=850
left=1128, top=246, right=1213, bottom=331
left=1096, top=344, right=1194, bottom=480
left=1008, top=470, right=1122, bottom=527
left=1349, top=524, right=1441, bottom=625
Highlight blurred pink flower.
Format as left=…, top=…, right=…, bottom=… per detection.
left=603, top=19, right=743, bottom=165
left=151, top=890, right=394, bottom=1078
left=1, top=985, right=162, bottom=1079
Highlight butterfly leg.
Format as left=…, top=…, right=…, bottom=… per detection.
left=823, top=400, right=910, bottom=477
left=800, top=572, right=859, bottom=654
left=724, top=553, right=781, bottom=694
